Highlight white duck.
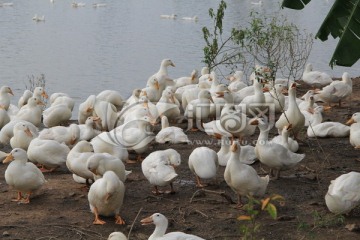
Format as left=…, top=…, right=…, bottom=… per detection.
left=185, top=89, right=214, bottom=131
left=0, top=120, right=38, bottom=144
left=227, top=70, right=248, bottom=92
left=217, top=136, right=257, bottom=166
left=141, top=77, right=161, bottom=102
left=147, top=59, right=175, bottom=94
left=93, top=98, right=119, bottom=131
left=27, top=137, right=70, bottom=172
left=160, top=14, right=177, bottom=19
left=252, top=118, right=305, bottom=179
left=198, top=66, right=211, bottom=84
left=123, top=88, right=141, bottom=109
left=141, top=213, right=205, bottom=240
left=111, top=115, right=155, bottom=162
left=217, top=136, right=232, bottom=166
left=50, top=94, right=75, bottom=111
left=15, top=97, right=44, bottom=127
left=325, top=171, right=360, bottom=214
left=0, top=105, right=10, bottom=129
left=275, top=83, right=305, bottom=139
left=10, top=122, right=37, bottom=150
left=93, top=3, right=107, bottom=7
left=175, top=83, right=199, bottom=103
left=302, top=63, right=332, bottom=88
left=232, top=78, right=256, bottom=104
left=346, top=112, right=360, bottom=148
left=78, top=95, right=96, bottom=124
left=50, top=92, right=70, bottom=105
left=182, top=16, right=199, bottom=21
left=174, top=69, right=198, bottom=89
left=88, top=171, right=125, bottom=225
left=66, top=140, right=95, bottom=185
left=188, top=147, right=218, bottom=187
left=90, top=132, right=129, bottom=163
left=137, top=95, right=159, bottom=122
left=86, top=153, right=128, bottom=182
left=219, top=91, right=256, bottom=141
left=181, top=83, right=208, bottom=111
left=3, top=148, right=46, bottom=204
left=42, top=104, right=72, bottom=127
left=72, top=2, right=86, bottom=7
left=78, top=116, right=102, bottom=141
left=224, top=141, right=269, bottom=207
left=264, top=83, right=286, bottom=113
left=18, top=90, right=33, bottom=108
left=271, top=125, right=299, bottom=152
left=108, top=232, right=127, bottom=240
left=0, top=86, right=14, bottom=110
left=155, top=116, right=189, bottom=144
left=208, top=71, right=222, bottom=94
left=156, top=89, right=181, bottom=123
left=298, top=90, right=318, bottom=111
left=119, top=102, right=154, bottom=127
left=239, top=78, right=266, bottom=116
left=307, top=106, right=350, bottom=138
left=97, top=90, right=124, bottom=111
left=32, top=14, right=45, bottom=22
left=314, top=72, right=352, bottom=107
left=39, top=123, right=80, bottom=147
left=203, top=119, right=233, bottom=139
left=300, top=96, right=317, bottom=127
left=141, top=149, right=181, bottom=194
left=32, top=86, right=49, bottom=101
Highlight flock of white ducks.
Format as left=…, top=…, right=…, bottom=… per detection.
left=1, top=59, right=359, bottom=238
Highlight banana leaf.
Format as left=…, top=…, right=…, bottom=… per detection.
left=282, top=0, right=360, bottom=67
left=281, top=0, right=311, bottom=10
left=316, top=0, right=360, bottom=67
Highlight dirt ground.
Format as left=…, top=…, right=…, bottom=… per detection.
left=1, top=77, right=360, bottom=240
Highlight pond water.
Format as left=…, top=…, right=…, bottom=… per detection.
left=0, top=0, right=358, bottom=118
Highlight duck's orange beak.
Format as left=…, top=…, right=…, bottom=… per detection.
left=346, top=118, right=355, bottom=125
left=140, top=216, right=153, bottom=225
left=3, top=153, right=14, bottom=164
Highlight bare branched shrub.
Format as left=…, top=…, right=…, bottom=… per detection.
left=25, top=73, right=46, bottom=92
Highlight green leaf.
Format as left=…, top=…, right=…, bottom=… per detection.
left=281, top=0, right=312, bottom=10
left=266, top=203, right=278, bottom=219
left=316, top=0, right=360, bottom=67
left=271, top=194, right=285, bottom=202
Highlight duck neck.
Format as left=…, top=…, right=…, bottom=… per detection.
left=288, top=89, right=299, bottom=112
left=150, top=221, right=168, bottom=239
left=161, top=118, right=169, bottom=129
left=312, top=112, right=322, bottom=126
left=159, top=63, right=168, bottom=75
left=281, top=131, right=289, bottom=146
left=258, top=128, right=270, bottom=143
left=220, top=139, right=231, bottom=153
left=229, top=150, right=241, bottom=165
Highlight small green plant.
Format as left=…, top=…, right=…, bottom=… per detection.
left=311, top=210, right=345, bottom=229
left=202, top=0, right=243, bottom=75
left=25, top=73, right=46, bottom=92
left=238, top=194, right=285, bottom=240
left=202, top=1, right=313, bottom=81
left=296, top=211, right=345, bottom=239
